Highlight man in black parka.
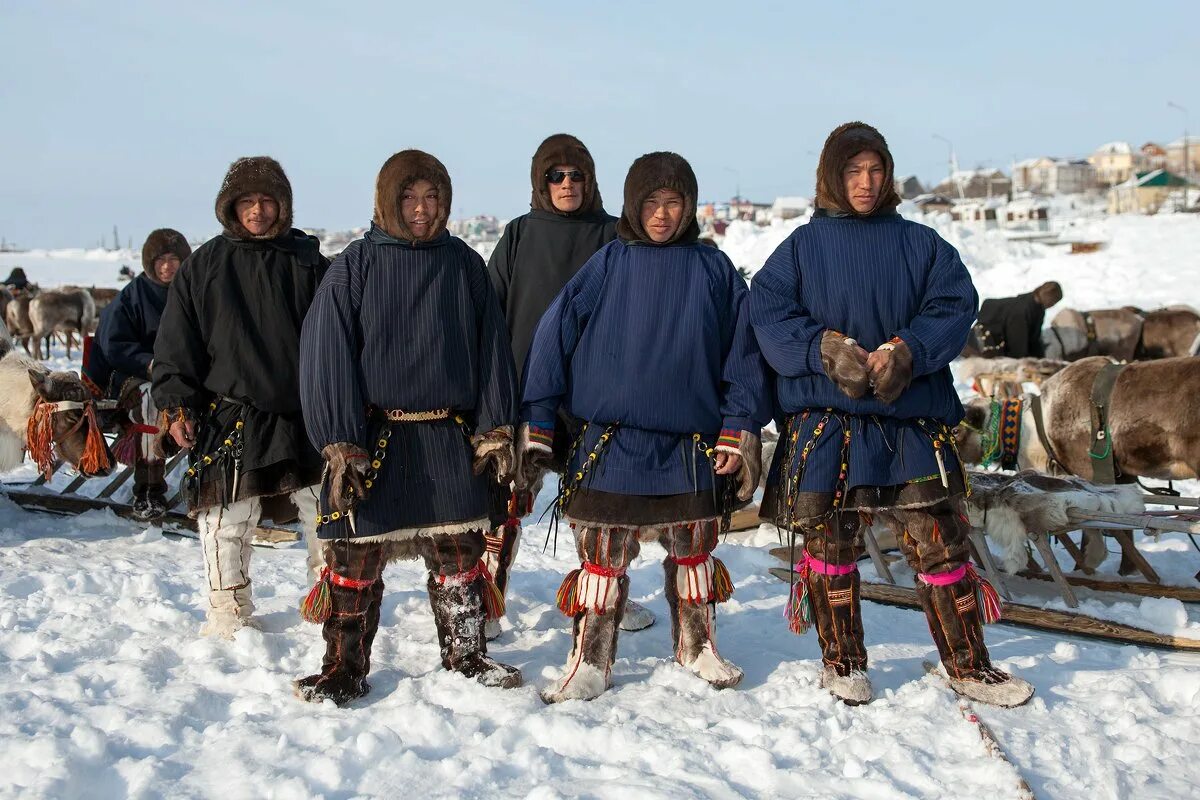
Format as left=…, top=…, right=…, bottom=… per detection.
left=972, top=281, right=1062, bottom=358
left=485, top=134, right=655, bottom=636
left=88, top=227, right=191, bottom=519
left=152, top=156, right=329, bottom=639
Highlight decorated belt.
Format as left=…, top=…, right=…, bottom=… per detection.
left=382, top=408, right=452, bottom=422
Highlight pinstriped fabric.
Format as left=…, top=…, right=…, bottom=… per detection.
left=750, top=212, right=978, bottom=424
left=521, top=239, right=769, bottom=495
left=300, top=225, right=518, bottom=540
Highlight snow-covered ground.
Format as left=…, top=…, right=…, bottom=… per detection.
left=3, top=212, right=1200, bottom=799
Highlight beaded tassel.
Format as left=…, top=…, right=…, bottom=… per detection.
left=786, top=562, right=813, bottom=634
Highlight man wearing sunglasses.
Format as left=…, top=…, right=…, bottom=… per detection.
left=486, top=134, right=655, bottom=638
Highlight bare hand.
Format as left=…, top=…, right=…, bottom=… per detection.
left=714, top=452, right=742, bottom=475
left=169, top=419, right=196, bottom=450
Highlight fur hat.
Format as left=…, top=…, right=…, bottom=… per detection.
left=373, top=149, right=452, bottom=242
left=1034, top=281, right=1063, bottom=308
left=141, top=228, right=191, bottom=282
left=214, top=156, right=294, bottom=240
left=530, top=133, right=604, bottom=215
left=615, top=152, right=701, bottom=246
left=815, top=122, right=901, bottom=216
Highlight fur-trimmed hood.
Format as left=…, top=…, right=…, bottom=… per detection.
left=530, top=133, right=604, bottom=215
left=373, top=149, right=452, bottom=242
left=215, top=156, right=294, bottom=240
left=615, top=152, right=701, bottom=246
left=815, top=122, right=901, bottom=217
left=140, top=228, right=191, bottom=284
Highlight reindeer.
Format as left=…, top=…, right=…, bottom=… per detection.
left=1137, top=306, right=1200, bottom=359
left=0, top=330, right=114, bottom=477
left=1047, top=307, right=1143, bottom=362
left=87, top=287, right=120, bottom=330
left=4, top=284, right=39, bottom=354
left=29, top=286, right=96, bottom=359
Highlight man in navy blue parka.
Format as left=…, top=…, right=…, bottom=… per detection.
left=750, top=122, right=1034, bottom=708
left=520, top=152, right=769, bottom=703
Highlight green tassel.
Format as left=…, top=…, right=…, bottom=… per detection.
left=299, top=568, right=332, bottom=624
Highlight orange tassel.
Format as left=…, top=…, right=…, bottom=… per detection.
left=299, top=568, right=332, bottom=623
left=712, top=557, right=734, bottom=603
left=477, top=560, right=506, bottom=620
left=26, top=402, right=56, bottom=479
left=78, top=404, right=111, bottom=474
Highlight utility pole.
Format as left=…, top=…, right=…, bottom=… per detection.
left=1168, top=102, right=1190, bottom=208
left=932, top=133, right=961, bottom=199
left=112, top=225, right=120, bottom=252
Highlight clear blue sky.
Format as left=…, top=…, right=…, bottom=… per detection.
left=2, top=1, right=1196, bottom=248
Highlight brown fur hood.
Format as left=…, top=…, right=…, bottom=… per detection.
left=140, top=228, right=191, bottom=283
left=215, top=156, right=294, bottom=240
left=615, top=152, right=701, bottom=246
left=373, top=149, right=452, bottom=242
left=815, top=122, right=901, bottom=217
left=530, top=133, right=604, bottom=215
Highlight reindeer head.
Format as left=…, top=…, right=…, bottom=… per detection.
left=27, top=369, right=115, bottom=478
left=952, top=399, right=989, bottom=466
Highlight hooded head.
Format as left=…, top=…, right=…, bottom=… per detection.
left=1033, top=281, right=1063, bottom=309
left=140, top=228, right=192, bottom=285
left=815, top=122, right=901, bottom=217
left=615, top=152, right=701, bottom=246
left=530, top=133, right=604, bottom=215
left=215, top=156, right=294, bottom=240
left=373, top=149, right=452, bottom=242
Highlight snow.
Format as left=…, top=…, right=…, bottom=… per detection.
left=3, top=213, right=1200, bottom=798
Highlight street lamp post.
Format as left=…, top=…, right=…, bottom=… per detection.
left=932, top=133, right=961, bottom=199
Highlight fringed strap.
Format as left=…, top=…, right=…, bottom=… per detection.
left=436, top=560, right=505, bottom=620
left=671, top=552, right=734, bottom=603
left=556, top=560, right=624, bottom=616
left=786, top=560, right=812, bottom=635
left=78, top=403, right=111, bottom=475
left=966, top=564, right=1003, bottom=624
left=26, top=401, right=56, bottom=479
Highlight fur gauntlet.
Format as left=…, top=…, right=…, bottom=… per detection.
left=152, top=406, right=194, bottom=459
left=716, top=430, right=762, bottom=502
left=516, top=422, right=554, bottom=491
left=869, top=337, right=913, bottom=405
left=322, top=442, right=370, bottom=514
left=471, top=425, right=515, bottom=483
left=820, top=330, right=870, bottom=399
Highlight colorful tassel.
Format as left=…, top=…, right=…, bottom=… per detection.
left=111, top=428, right=140, bottom=467
left=477, top=561, right=505, bottom=620
left=967, top=564, right=1003, bottom=624
left=26, top=402, right=56, bottom=479
left=78, top=403, right=111, bottom=475
left=556, top=568, right=584, bottom=616
left=711, top=557, right=734, bottom=603
left=786, top=563, right=813, bottom=634
left=299, top=568, right=332, bottom=623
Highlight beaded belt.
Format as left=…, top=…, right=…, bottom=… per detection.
left=383, top=408, right=452, bottom=422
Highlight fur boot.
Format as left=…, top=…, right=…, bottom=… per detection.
left=482, top=521, right=520, bottom=641
left=131, top=459, right=167, bottom=521
left=543, top=573, right=628, bottom=703
left=806, top=562, right=871, bottom=704
left=917, top=576, right=1034, bottom=708
left=665, top=555, right=741, bottom=688
left=428, top=569, right=522, bottom=689
left=295, top=545, right=385, bottom=706
left=620, top=599, right=655, bottom=632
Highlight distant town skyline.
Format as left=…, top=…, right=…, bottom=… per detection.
left=2, top=0, right=1197, bottom=248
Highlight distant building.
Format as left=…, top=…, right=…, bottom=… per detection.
left=1003, top=197, right=1051, bottom=231
left=1089, top=141, right=1144, bottom=187
left=895, top=175, right=924, bottom=200
left=931, top=169, right=1011, bottom=200
left=770, top=196, right=811, bottom=220
left=911, top=193, right=954, bottom=215
left=1166, top=136, right=1200, bottom=179
left=1108, top=169, right=1191, bottom=214
left=949, top=197, right=1005, bottom=229
left=1012, top=157, right=1095, bottom=195
left=1141, top=142, right=1168, bottom=171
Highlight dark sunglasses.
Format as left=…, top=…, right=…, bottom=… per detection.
left=546, top=169, right=585, bottom=184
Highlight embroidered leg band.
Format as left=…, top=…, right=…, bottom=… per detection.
left=556, top=561, right=625, bottom=616
left=671, top=553, right=733, bottom=604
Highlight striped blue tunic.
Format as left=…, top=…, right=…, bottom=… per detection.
left=522, top=239, right=769, bottom=496
left=300, top=226, right=518, bottom=539
left=750, top=211, right=977, bottom=494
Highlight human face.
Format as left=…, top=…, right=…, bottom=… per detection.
left=235, top=192, right=280, bottom=236
left=640, top=188, right=684, bottom=243
left=402, top=178, right=439, bottom=239
left=154, top=254, right=181, bottom=283
left=843, top=150, right=885, bottom=214
left=547, top=163, right=585, bottom=213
